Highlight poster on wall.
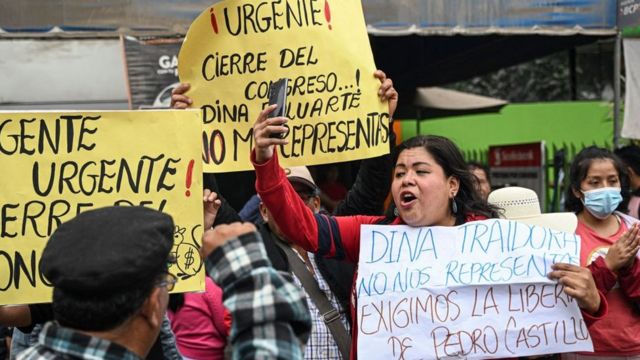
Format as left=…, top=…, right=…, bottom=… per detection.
left=122, top=35, right=183, bottom=109
left=619, top=0, right=640, bottom=37
left=489, top=142, right=546, bottom=209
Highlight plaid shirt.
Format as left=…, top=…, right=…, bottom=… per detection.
left=17, top=322, right=141, bottom=360
left=206, top=232, right=311, bottom=360
left=292, top=252, right=350, bottom=360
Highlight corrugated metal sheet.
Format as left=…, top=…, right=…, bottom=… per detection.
left=0, top=0, right=214, bottom=30
left=0, top=0, right=616, bottom=36
left=366, top=0, right=616, bottom=29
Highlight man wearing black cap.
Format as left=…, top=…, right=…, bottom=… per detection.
left=19, top=206, right=176, bottom=359
left=18, top=206, right=312, bottom=360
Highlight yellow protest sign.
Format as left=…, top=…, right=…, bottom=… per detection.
left=0, top=110, right=204, bottom=305
left=179, top=0, right=390, bottom=172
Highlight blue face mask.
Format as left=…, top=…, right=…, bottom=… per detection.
left=581, top=187, right=622, bottom=219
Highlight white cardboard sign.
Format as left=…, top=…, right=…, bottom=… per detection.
left=356, top=219, right=593, bottom=359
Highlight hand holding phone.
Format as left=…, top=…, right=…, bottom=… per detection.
left=267, top=78, right=288, bottom=139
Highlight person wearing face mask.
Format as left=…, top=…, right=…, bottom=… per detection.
left=564, top=146, right=640, bottom=359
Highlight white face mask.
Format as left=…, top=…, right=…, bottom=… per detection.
left=581, top=187, right=623, bottom=219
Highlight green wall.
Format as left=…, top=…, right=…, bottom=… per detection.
left=400, top=101, right=614, bottom=156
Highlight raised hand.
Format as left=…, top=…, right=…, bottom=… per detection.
left=605, top=223, right=640, bottom=272
left=203, top=189, right=222, bottom=230
left=374, top=70, right=398, bottom=119
left=252, top=104, right=289, bottom=164
left=171, top=83, right=193, bottom=109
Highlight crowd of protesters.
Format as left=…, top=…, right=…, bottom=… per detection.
left=0, top=70, right=639, bottom=360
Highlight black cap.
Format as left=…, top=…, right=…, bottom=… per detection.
left=41, top=206, right=174, bottom=294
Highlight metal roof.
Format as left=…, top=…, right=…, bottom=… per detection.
left=0, top=0, right=617, bottom=37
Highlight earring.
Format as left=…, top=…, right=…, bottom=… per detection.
left=451, top=197, right=458, bottom=215
left=393, top=207, right=399, bottom=217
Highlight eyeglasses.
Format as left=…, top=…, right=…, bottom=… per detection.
left=156, top=272, right=178, bottom=291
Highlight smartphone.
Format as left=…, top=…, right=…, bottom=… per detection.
left=267, top=78, right=288, bottom=139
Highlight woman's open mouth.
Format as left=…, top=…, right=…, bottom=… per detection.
left=399, top=191, right=417, bottom=208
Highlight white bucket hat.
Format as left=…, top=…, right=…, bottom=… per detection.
left=488, top=186, right=577, bottom=233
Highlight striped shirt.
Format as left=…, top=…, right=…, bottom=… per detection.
left=292, top=252, right=351, bottom=360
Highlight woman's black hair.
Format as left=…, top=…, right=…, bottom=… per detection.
left=392, top=135, right=499, bottom=224
left=615, top=145, right=640, bottom=195
left=467, top=161, right=491, bottom=184
left=565, top=146, right=629, bottom=213
left=615, top=145, right=640, bottom=176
